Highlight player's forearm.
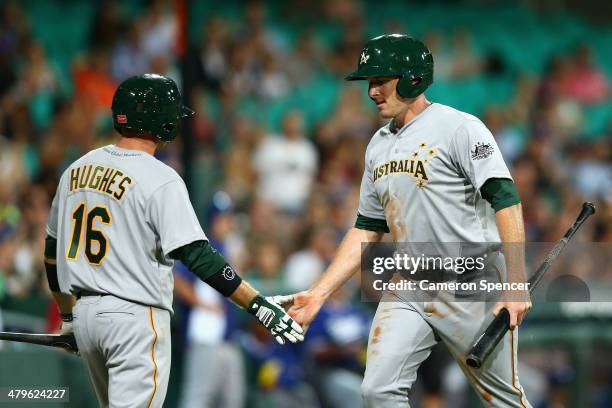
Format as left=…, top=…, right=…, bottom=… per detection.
left=496, top=203, right=527, bottom=284
left=311, top=227, right=383, bottom=301
left=51, top=292, right=76, bottom=315
left=229, top=280, right=259, bottom=309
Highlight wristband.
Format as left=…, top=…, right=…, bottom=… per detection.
left=204, top=264, right=242, bottom=297
left=61, top=313, right=73, bottom=322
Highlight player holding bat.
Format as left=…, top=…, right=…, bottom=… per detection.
left=287, top=34, right=533, bottom=407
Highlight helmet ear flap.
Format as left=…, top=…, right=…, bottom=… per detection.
left=396, top=75, right=426, bottom=99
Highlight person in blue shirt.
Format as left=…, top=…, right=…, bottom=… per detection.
left=305, top=284, right=371, bottom=408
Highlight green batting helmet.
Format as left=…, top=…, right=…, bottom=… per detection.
left=345, top=34, right=434, bottom=99
left=111, top=74, right=194, bottom=142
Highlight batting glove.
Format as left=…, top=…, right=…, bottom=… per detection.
left=248, top=295, right=304, bottom=344
left=60, top=313, right=74, bottom=335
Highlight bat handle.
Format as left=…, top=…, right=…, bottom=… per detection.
left=465, top=308, right=510, bottom=368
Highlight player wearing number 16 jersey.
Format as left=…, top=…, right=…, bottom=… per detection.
left=43, top=74, right=303, bottom=408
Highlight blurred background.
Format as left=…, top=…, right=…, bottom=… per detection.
left=0, top=0, right=610, bottom=407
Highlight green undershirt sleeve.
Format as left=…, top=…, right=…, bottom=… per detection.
left=169, top=240, right=227, bottom=281
left=355, top=213, right=390, bottom=233
left=480, top=178, right=521, bottom=212
left=44, top=235, right=60, bottom=292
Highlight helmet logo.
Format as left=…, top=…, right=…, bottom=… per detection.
left=360, top=51, right=370, bottom=64
left=116, top=114, right=127, bottom=124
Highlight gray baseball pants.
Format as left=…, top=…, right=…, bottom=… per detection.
left=362, top=292, right=531, bottom=407
left=73, top=294, right=171, bottom=408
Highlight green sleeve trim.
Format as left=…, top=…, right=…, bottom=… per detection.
left=44, top=236, right=57, bottom=259
left=480, top=178, right=521, bottom=212
left=169, top=240, right=227, bottom=281
left=355, top=213, right=390, bottom=233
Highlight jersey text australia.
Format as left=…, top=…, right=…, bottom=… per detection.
left=358, top=103, right=512, bottom=244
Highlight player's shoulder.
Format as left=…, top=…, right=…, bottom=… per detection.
left=59, top=146, right=105, bottom=179
left=137, top=153, right=184, bottom=191
left=365, top=122, right=393, bottom=153
left=65, top=145, right=184, bottom=192
left=430, top=103, right=491, bottom=140
left=430, top=103, right=484, bottom=127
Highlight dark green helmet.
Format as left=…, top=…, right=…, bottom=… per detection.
left=111, top=74, right=194, bottom=142
left=345, top=34, right=434, bottom=99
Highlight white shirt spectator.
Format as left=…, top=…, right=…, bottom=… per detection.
left=186, top=281, right=226, bottom=345
left=253, top=113, right=318, bottom=213
left=285, top=250, right=325, bottom=292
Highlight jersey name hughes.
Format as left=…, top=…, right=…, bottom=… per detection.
left=373, top=159, right=428, bottom=182
left=69, top=164, right=133, bottom=200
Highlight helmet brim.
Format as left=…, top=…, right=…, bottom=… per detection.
left=345, top=66, right=399, bottom=81
left=181, top=106, right=195, bottom=118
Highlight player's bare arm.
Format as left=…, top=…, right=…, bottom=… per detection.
left=288, top=227, right=383, bottom=331
left=492, top=202, right=532, bottom=329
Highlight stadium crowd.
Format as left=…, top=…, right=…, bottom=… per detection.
left=0, top=0, right=610, bottom=406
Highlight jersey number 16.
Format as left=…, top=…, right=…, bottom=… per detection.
left=66, top=203, right=111, bottom=265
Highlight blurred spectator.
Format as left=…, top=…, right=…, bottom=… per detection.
left=423, top=31, right=452, bottom=80
left=206, top=191, right=248, bottom=272
left=286, top=31, right=326, bottom=83
left=240, top=323, right=319, bottom=408
left=253, top=111, right=318, bottom=214
left=560, top=45, right=609, bottom=105
left=224, top=41, right=258, bottom=97
left=329, top=17, right=365, bottom=75
left=175, top=267, right=245, bottom=408
left=285, top=225, right=338, bottom=292
left=569, top=141, right=612, bottom=198
left=484, top=107, right=525, bottom=163
left=193, top=18, right=229, bottom=91
left=73, top=50, right=117, bottom=117
left=110, top=23, right=149, bottom=81
left=246, top=241, right=287, bottom=295
left=257, top=52, right=291, bottom=100
left=0, top=2, right=28, bottom=97
left=448, top=29, right=483, bottom=79
left=140, top=0, right=177, bottom=60
left=89, top=0, right=125, bottom=50
left=305, top=284, right=369, bottom=408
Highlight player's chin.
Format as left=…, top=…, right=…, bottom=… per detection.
left=378, top=109, right=394, bottom=119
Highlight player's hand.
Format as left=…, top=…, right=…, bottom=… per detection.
left=267, top=294, right=294, bottom=307
left=493, top=294, right=532, bottom=330
left=287, top=290, right=325, bottom=333
left=248, top=295, right=304, bottom=345
left=60, top=313, right=74, bottom=335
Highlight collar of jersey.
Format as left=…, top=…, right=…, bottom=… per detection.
left=387, top=102, right=436, bottom=135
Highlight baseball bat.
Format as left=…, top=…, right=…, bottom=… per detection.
left=0, top=332, right=78, bottom=353
left=465, top=202, right=596, bottom=369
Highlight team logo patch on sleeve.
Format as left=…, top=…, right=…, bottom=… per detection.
left=471, top=142, right=494, bottom=160
left=222, top=265, right=236, bottom=280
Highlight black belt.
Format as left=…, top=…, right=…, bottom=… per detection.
left=75, top=290, right=110, bottom=299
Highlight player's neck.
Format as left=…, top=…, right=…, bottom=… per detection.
left=393, top=96, right=432, bottom=129
left=115, top=136, right=158, bottom=156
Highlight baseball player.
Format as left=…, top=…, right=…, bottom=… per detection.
left=42, top=74, right=303, bottom=408
left=288, top=35, right=532, bottom=407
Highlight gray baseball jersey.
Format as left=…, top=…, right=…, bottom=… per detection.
left=358, top=102, right=512, bottom=244
left=46, top=144, right=207, bottom=312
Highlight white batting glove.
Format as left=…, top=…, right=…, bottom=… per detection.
left=268, top=294, right=294, bottom=307
left=248, top=295, right=304, bottom=345
left=60, top=313, right=74, bottom=335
